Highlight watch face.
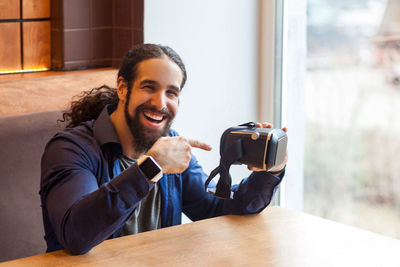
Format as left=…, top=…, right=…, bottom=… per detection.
left=140, top=157, right=161, bottom=179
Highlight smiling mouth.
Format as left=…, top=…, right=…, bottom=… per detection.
left=143, top=110, right=165, bottom=123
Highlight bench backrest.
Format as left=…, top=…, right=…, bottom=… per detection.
left=0, top=110, right=64, bottom=262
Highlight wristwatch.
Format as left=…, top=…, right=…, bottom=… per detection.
left=137, top=155, right=163, bottom=183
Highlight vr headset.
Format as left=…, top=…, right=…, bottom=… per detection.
left=205, top=122, right=288, bottom=199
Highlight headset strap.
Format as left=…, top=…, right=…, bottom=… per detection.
left=204, top=138, right=243, bottom=199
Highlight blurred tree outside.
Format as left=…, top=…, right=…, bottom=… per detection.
left=304, top=0, right=400, bottom=239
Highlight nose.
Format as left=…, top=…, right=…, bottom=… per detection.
left=150, top=90, right=167, bottom=111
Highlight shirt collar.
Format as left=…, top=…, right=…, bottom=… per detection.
left=93, top=104, right=121, bottom=146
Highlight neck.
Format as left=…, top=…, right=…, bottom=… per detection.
left=110, top=104, right=144, bottom=159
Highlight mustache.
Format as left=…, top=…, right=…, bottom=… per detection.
left=136, top=103, right=173, bottom=119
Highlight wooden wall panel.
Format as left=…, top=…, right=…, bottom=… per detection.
left=22, top=0, right=50, bottom=19
left=22, top=21, right=51, bottom=69
left=0, top=0, right=20, bottom=20
left=0, top=23, right=21, bottom=71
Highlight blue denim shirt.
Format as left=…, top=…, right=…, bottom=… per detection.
left=40, top=105, right=284, bottom=255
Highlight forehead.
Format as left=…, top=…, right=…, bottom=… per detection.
left=135, top=57, right=183, bottom=87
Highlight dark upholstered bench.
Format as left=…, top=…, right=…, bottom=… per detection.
left=0, top=110, right=64, bottom=262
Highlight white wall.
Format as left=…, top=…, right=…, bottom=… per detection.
left=144, top=0, right=259, bottom=181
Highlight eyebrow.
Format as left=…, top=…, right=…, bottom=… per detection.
left=140, top=79, right=181, bottom=92
left=139, top=79, right=158, bottom=86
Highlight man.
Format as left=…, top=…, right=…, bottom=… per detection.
left=40, top=44, right=287, bottom=255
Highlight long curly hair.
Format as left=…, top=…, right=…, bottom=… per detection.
left=59, top=85, right=118, bottom=128
left=60, top=44, right=187, bottom=128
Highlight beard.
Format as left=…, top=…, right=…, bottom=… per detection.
left=124, top=100, right=174, bottom=154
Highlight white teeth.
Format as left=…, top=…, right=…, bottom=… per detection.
left=144, top=111, right=163, bottom=121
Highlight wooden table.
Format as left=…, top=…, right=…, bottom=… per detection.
left=2, top=206, right=399, bottom=266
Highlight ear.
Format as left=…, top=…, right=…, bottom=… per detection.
left=117, top=76, right=129, bottom=104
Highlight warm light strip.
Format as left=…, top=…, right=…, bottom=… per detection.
left=0, top=68, right=49, bottom=74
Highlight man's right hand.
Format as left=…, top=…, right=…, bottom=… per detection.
left=146, top=136, right=212, bottom=174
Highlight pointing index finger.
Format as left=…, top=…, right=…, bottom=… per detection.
left=187, top=138, right=212, bottom=151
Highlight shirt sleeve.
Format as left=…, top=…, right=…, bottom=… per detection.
left=181, top=154, right=284, bottom=221
left=40, top=136, right=153, bottom=255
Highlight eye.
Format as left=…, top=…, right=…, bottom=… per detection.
left=142, top=84, right=155, bottom=91
left=167, top=89, right=179, bottom=98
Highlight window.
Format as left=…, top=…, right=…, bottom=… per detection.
left=303, top=0, right=400, bottom=238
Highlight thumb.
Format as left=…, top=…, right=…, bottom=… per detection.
left=187, top=138, right=212, bottom=151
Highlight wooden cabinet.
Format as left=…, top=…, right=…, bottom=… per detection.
left=0, top=23, right=21, bottom=70
left=0, top=0, right=20, bottom=20
left=22, top=0, right=50, bottom=19
left=0, top=0, right=50, bottom=73
left=23, top=21, right=51, bottom=69
left=1, top=0, right=144, bottom=72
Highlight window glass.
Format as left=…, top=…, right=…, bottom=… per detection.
left=305, top=0, right=400, bottom=238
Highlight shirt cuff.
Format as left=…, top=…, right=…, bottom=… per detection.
left=109, top=163, right=154, bottom=201
left=267, top=165, right=286, bottom=177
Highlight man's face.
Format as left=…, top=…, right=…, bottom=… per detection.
left=124, top=57, right=182, bottom=152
